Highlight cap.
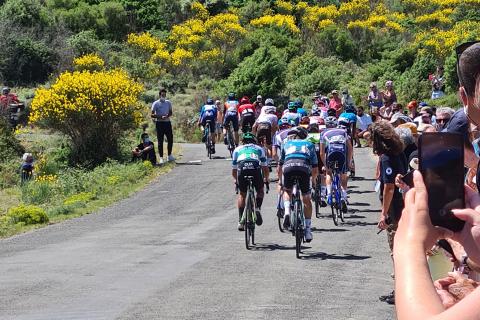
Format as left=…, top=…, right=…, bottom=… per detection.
left=370, top=82, right=377, bottom=88
left=331, top=90, right=338, bottom=94
left=390, top=113, right=412, bottom=124
left=256, top=95, right=262, bottom=100
left=420, top=106, right=433, bottom=115
left=419, top=101, right=429, bottom=107
left=385, top=80, right=393, bottom=87
left=398, top=123, right=418, bottom=136
left=313, top=92, right=321, bottom=99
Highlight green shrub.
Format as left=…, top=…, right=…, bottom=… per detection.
left=0, top=158, right=22, bottom=189
left=67, top=30, right=101, bottom=56
left=21, top=180, right=56, bottom=205
left=5, top=204, right=49, bottom=225
left=219, top=46, right=287, bottom=98
left=0, top=0, right=52, bottom=29
left=0, top=117, right=24, bottom=162
left=63, top=192, right=95, bottom=206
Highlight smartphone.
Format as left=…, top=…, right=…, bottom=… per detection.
left=402, top=170, right=414, bottom=188
left=419, top=132, right=465, bottom=232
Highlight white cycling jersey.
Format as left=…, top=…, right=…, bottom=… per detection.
left=256, top=113, right=278, bottom=126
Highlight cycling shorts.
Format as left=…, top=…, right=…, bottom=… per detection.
left=202, top=116, right=216, bottom=132
left=241, top=113, right=256, bottom=132
left=237, top=161, right=263, bottom=193
left=256, top=122, right=272, bottom=146
left=282, top=159, right=311, bottom=194
left=223, top=112, right=239, bottom=131
left=326, top=146, right=347, bottom=174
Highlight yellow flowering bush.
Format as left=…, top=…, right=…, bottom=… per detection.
left=250, top=14, right=300, bottom=33
left=35, top=174, right=58, bottom=183
left=127, top=32, right=166, bottom=54
left=63, top=192, right=95, bottom=206
left=191, top=1, right=209, bottom=21
left=339, top=0, right=370, bottom=21
left=302, top=5, right=340, bottom=30
left=30, top=69, right=144, bottom=165
left=73, top=54, right=104, bottom=72
left=205, top=13, right=246, bottom=47
left=169, top=19, right=206, bottom=50
left=348, top=15, right=404, bottom=33
left=275, top=0, right=294, bottom=14
left=415, top=9, right=454, bottom=26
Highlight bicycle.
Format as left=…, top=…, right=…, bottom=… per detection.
left=329, top=162, right=345, bottom=226
left=225, top=122, right=236, bottom=158
left=313, top=174, right=322, bottom=218
left=237, top=177, right=269, bottom=250
left=276, top=189, right=284, bottom=233
left=204, top=120, right=213, bottom=159
left=289, top=177, right=305, bottom=259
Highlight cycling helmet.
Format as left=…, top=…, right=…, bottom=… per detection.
left=240, top=96, right=250, bottom=105
left=327, top=108, right=337, bottom=117
left=287, top=101, right=297, bottom=111
left=344, top=104, right=356, bottom=114
left=287, top=126, right=309, bottom=140
left=311, top=105, right=320, bottom=116
left=278, top=117, right=291, bottom=129
left=325, top=116, right=338, bottom=128
left=265, top=98, right=274, bottom=106
left=337, top=117, right=350, bottom=128
left=300, top=116, right=310, bottom=125
left=2, top=87, right=10, bottom=94
left=206, top=98, right=214, bottom=105
left=242, top=132, right=257, bottom=144
left=228, top=92, right=235, bottom=100
left=307, top=123, right=319, bottom=133
left=294, top=99, right=303, bottom=108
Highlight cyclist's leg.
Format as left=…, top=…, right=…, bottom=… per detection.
left=281, top=166, right=294, bottom=228
left=298, top=169, right=313, bottom=241
left=253, top=165, right=264, bottom=225
left=210, top=120, right=216, bottom=145
left=237, top=164, right=249, bottom=229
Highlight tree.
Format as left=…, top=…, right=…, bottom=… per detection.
left=219, top=46, right=287, bottom=98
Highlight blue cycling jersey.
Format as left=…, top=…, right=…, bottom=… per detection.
left=200, top=104, right=217, bottom=122
left=282, top=112, right=300, bottom=126
left=280, top=140, right=318, bottom=166
left=297, top=108, right=308, bottom=117
left=339, top=112, right=357, bottom=124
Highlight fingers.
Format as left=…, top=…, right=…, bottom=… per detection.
left=452, top=209, right=480, bottom=225
left=465, top=185, right=480, bottom=210
left=413, top=171, right=428, bottom=212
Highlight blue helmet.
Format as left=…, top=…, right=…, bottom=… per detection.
left=206, top=98, right=214, bottom=105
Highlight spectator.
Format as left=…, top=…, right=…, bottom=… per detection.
left=0, top=87, right=19, bottom=112
left=20, top=153, right=34, bottom=183
left=395, top=126, right=417, bottom=162
left=132, top=133, right=157, bottom=166
left=312, top=92, right=329, bottom=118
left=355, top=106, right=372, bottom=147
left=371, top=107, right=382, bottom=123
left=393, top=41, right=480, bottom=320
left=329, top=90, right=343, bottom=117
left=430, top=66, right=445, bottom=100
left=407, top=100, right=420, bottom=120
left=370, top=121, right=407, bottom=305
left=215, top=100, right=223, bottom=144
left=382, top=80, right=397, bottom=110
left=341, top=89, right=355, bottom=107
left=253, top=95, right=263, bottom=118
left=389, top=113, right=412, bottom=128
left=435, top=107, right=455, bottom=131
left=151, top=88, right=175, bottom=165
left=368, top=82, right=383, bottom=113
left=416, top=106, right=434, bottom=125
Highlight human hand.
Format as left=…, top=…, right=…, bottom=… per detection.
left=395, top=174, right=409, bottom=192
left=450, top=186, right=480, bottom=265
left=394, top=171, right=450, bottom=252
left=377, top=214, right=388, bottom=230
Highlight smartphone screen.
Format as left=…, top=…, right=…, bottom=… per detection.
left=419, top=132, right=465, bottom=232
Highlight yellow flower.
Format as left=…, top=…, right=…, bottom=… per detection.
left=250, top=14, right=300, bottom=33
left=73, top=54, right=104, bottom=72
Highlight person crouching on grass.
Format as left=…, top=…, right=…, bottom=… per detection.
left=132, top=133, right=157, bottom=166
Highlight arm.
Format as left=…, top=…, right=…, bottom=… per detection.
left=262, top=165, right=269, bottom=182
left=347, top=137, right=353, bottom=167
left=232, top=168, right=237, bottom=183
left=381, top=183, right=394, bottom=221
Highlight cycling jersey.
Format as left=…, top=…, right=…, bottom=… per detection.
left=281, top=112, right=300, bottom=126
left=238, top=103, right=255, bottom=116
left=256, top=113, right=278, bottom=126
left=224, top=100, right=239, bottom=113
left=321, top=128, right=349, bottom=173
left=273, top=128, right=290, bottom=151
left=297, top=108, right=308, bottom=117
left=232, top=144, right=267, bottom=169
left=200, top=104, right=217, bottom=131
left=280, top=139, right=318, bottom=194
left=339, top=112, right=356, bottom=124
left=224, top=106, right=239, bottom=131
left=239, top=104, right=256, bottom=132
left=309, top=115, right=324, bottom=125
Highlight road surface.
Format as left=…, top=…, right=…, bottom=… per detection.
left=0, top=144, right=395, bottom=320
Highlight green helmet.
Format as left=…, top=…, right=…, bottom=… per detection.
left=287, top=101, right=296, bottom=110
left=242, top=132, right=257, bottom=144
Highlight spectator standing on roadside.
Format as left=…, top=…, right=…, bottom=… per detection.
left=368, top=82, right=383, bottom=113
left=151, top=88, right=175, bottom=165
left=215, top=100, right=223, bottom=143
left=341, top=89, right=355, bottom=107
left=430, top=66, right=445, bottom=100
left=253, top=95, right=263, bottom=118
left=329, top=90, right=343, bottom=117
left=382, top=80, right=397, bottom=111
left=407, top=100, right=419, bottom=120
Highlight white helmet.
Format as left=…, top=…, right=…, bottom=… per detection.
left=325, top=116, right=338, bottom=128
left=265, top=98, right=274, bottom=106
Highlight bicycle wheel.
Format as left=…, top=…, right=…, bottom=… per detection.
left=331, top=197, right=339, bottom=226
left=277, top=208, right=284, bottom=233
left=244, top=197, right=252, bottom=250
left=294, top=200, right=303, bottom=259
left=339, top=192, right=346, bottom=223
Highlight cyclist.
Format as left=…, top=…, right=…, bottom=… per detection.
left=232, top=132, right=269, bottom=231
left=223, top=93, right=240, bottom=147
left=253, top=102, right=278, bottom=166
left=320, top=116, right=353, bottom=213
left=279, top=126, right=318, bottom=242
left=306, top=122, right=327, bottom=207
left=309, top=106, right=324, bottom=125
left=282, top=101, right=301, bottom=125
left=198, top=98, right=218, bottom=154
left=295, top=99, right=308, bottom=117
left=238, top=96, right=256, bottom=132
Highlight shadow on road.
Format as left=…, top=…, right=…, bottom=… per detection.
left=212, top=156, right=227, bottom=160
left=301, top=252, right=371, bottom=261
left=352, top=176, right=376, bottom=182
left=349, top=202, right=370, bottom=207
left=312, top=228, right=349, bottom=232
left=349, top=190, right=375, bottom=195
left=251, top=243, right=295, bottom=251
left=344, top=214, right=366, bottom=219
left=359, top=209, right=381, bottom=213
left=342, top=221, right=377, bottom=227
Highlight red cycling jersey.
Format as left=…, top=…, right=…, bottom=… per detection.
left=238, top=103, right=255, bottom=117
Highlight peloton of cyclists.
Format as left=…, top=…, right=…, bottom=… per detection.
left=232, top=132, right=269, bottom=231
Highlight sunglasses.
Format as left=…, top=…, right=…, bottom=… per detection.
left=456, top=40, right=480, bottom=93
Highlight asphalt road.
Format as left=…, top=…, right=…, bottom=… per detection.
left=0, top=143, right=395, bottom=320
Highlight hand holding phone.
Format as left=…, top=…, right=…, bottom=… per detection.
left=419, top=132, right=466, bottom=232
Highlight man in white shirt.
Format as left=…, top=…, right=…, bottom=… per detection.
left=355, top=106, right=372, bottom=147
left=151, top=88, right=174, bottom=164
